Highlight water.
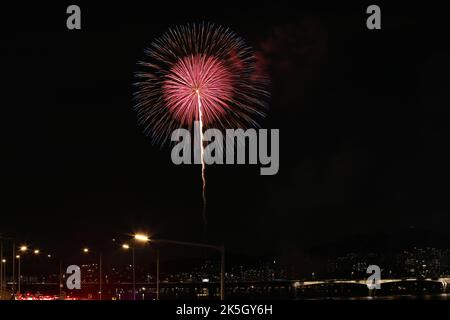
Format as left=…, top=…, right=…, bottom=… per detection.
left=309, top=293, right=450, bottom=300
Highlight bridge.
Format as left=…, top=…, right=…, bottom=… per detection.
left=295, top=277, right=450, bottom=288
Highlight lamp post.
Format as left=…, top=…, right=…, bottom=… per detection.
left=132, top=234, right=150, bottom=300
left=82, top=248, right=102, bottom=300
left=59, top=259, right=63, bottom=299
left=16, top=255, right=20, bottom=295
left=0, top=241, right=3, bottom=298
left=16, top=246, right=39, bottom=296
left=1, top=259, right=6, bottom=298
left=132, top=234, right=226, bottom=300
left=156, top=248, right=160, bottom=300
left=12, top=240, right=15, bottom=296
left=45, top=253, right=63, bottom=300
left=123, top=233, right=158, bottom=300
left=0, top=236, right=15, bottom=297
left=32, top=250, right=62, bottom=299
left=17, top=246, right=27, bottom=295
left=121, top=243, right=136, bottom=300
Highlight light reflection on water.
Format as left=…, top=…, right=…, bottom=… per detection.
left=306, top=293, right=450, bottom=300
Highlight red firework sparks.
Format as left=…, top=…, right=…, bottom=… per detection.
left=162, top=54, right=234, bottom=126
left=134, top=23, right=270, bottom=227
left=134, top=22, right=270, bottom=145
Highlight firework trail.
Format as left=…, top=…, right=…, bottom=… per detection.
left=195, top=89, right=207, bottom=226
left=134, top=22, right=269, bottom=230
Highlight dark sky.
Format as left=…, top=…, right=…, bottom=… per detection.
left=1, top=2, right=449, bottom=261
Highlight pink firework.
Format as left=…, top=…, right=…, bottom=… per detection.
left=162, top=55, right=234, bottom=126
left=134, top=23, right=270, bottom=226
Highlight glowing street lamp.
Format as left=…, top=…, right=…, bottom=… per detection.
left=82, top=247, right=102, bottom=300
left=0, top=233, right=17, bottom=294
left=134, top=234, right=150, bottom=243
left=16, top=247, right=39, bottom=295
left=1, top=258, right=6, bottom=292
left=122, top=235, right=151, bottom=300
left=16, top=255, right=21, bottom=294
left=121, top=243, right=136, bottom=300
left=131, top=236, right=226, bottom=300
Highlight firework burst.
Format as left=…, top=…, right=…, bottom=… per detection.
left=134, top=22, right=270, bottom=228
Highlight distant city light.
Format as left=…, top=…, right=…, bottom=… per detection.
left=122, top=244, right=130, bottom=250
left=20, top=246, right=28, bottom=252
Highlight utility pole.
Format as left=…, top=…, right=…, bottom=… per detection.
left=99, top=253, right=102, bottom=300
left=0, top=236, right=15, bottom=298
left=17, top=255, right=20, bottom=295
left=12, top=239, right=15, bottom=297
left=156, top=248, right=160, bottom=300
left=59, top=259, right=62, bottom=300
left=132, top=246, right=136, bottom=300
left=0, top=241, right=3, bottom=298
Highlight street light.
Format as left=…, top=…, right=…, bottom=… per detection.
left=43, top=253, right=64, bottom=300
left=16, top=255, right=21, bottom=295
left=122, top=243, right=136, bottom=300
left=82, top=247, right=102, bottom=300
left=0, top=236, right=16, bottom=298
left=1, top=259, right=5, bottom=298
left=119, top=234, right=151, bottom=300
left=134, top=234, right=150, bottom=243
left=131, top=234, right=150, bottom=300
left=0, top=242, right=3, bottom=298
left=16, top=247, right=40, bottom=295
left=137, top=236, right=226, bottom=300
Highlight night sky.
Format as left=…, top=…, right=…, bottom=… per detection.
left=1, top=2, right=449, bottom=264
